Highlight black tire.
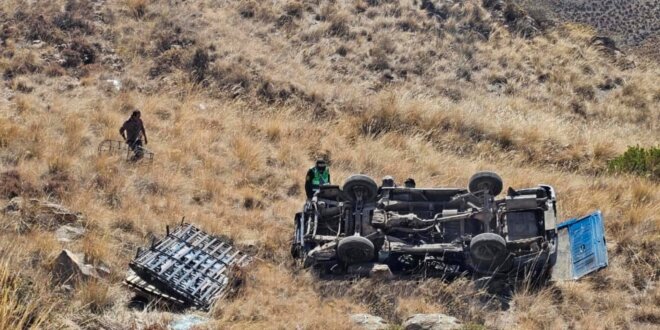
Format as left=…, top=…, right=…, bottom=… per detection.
left=342, top=174, right=378, bottom=203
left=470, top=233, right=509, bottom=273
left=468, top=171, right=503, bottom=196
left=336, top=236, right=375, bottom=264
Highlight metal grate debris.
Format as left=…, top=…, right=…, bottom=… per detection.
left=98, top=139, right=154, bottom=163
left=126, top=223, right=251, bottom=309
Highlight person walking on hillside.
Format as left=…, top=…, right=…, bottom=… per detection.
left=119, top=110, right=148, bottom=161
left=305, top=159, right=330, bottom=199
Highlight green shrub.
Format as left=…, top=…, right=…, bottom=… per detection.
left=608, top=145, right=660, bottom=180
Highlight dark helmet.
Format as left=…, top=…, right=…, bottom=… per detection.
left=404, top=178, right=416, bottom=188
left=382, top=175, right=395, bottom=188
left=315, top=159, right=327, bottom=169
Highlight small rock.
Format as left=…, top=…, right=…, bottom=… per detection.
left=237, top=239, right=259, bottom=249
left=105, top=79, right=122, bottom=92
left=370, top=264, right=394, bottom=280
left=55, top=225, right=86, bottom=242
left=31, top=40, right=44, bottom=49
left=350, top=314, right=389, bottom=330
left=52, top=250, right=103, bottom=285
left=403, top=314, right=461, bottom=330
left=170, top=315, right=208, bottom=330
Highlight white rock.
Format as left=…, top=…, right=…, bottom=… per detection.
left=369, top=264, right=394, bottom=280
left=170, top=315, right=209, bottom=330
left=403, top=314, right=462, bottom=330
left=106, top=79, right=122, bottom=91
left=55, top=225, right=86, bottom=242
left=350, top=314, right=389, bottom=330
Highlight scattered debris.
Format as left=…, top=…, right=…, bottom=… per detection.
left=125, top=270, right=186, bottom=306
left=52, top=250, right=109, bottom=285
left=350, top=314, right=389, bottom=330
left=125, top=223, right=251, bottom=309
left=55, top=225, right=86, bottom=242
left=402, top=314, right=461, bottom=330
left=552, top=211, right=608, bottom=281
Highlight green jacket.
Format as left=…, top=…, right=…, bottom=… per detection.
left=305, top=167, right=330, bottom=198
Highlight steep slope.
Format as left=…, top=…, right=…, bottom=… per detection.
left=516, top=0, right=660, bottom=59
left=0, top=0, right=658, bottom=329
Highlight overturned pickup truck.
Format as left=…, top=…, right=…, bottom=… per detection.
left=292, top=172, right=559, bottom=278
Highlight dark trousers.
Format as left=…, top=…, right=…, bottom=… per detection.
left=127, top=139, right=144, bottom=160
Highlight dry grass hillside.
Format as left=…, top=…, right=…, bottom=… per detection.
left=0, top=0, right=658, bottom=329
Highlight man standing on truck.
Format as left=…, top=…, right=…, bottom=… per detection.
left=377, top=175, right=396, bottom=196
left=305, top=159, right=330, bottom=199
left=119, top=110, right=148, bottom=161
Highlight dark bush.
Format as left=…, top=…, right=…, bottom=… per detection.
left=43, top=172, right=71, bottom=199
left=482, top=0, right=504, bottom=10
left=61, top=39, right=96, bottom=68
left=149, top=48, right=184, bottom=78
left=210, top=64, right=252, bottom=90
left=526, top=5, right=554, bottom=29
left=190, top=48, right=210, bottom=83
left=574, top=85, right=595, bottom=101
left=456, top=66, right=472, bottom=81
left=0, top=170, right=37, bottom=199
left=336, top=45, right=349, bottom=56
left=608, top=146, right=660, bottom=180
left=283, top=2, right=303, bottom=18
left=24, top=14, right=62, bottom=43
left=152, top=23, right=195, bottom=55
left=328, top=20, right=350, bottom=37
left=238, top=2, right=256, bottom=18
left=504, top=3, right=526, bottom=23
left=53, top=12, right=93, bottom=34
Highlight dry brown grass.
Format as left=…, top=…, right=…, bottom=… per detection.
left=0, top=0, right=657, bottom=328
left=0, top=255, right=53, bottom=329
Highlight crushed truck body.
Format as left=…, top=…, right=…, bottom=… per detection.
left=292, top=172, right=563, bottom=279
left=125, top=223, right=251, bottom=309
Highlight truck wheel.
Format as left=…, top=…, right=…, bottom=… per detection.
left=468, top=171, right=503, bottom=196
left=342, top=175, right=378, bottom=203
left=470, top=233, right=509, bottom=273
left=337, top=236, right=375, bottom=264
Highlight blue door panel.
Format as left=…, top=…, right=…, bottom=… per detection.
left=557, top=211, right=608, bottom=279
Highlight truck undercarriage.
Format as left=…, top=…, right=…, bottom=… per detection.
left=292, top=172, right=558, bottom=279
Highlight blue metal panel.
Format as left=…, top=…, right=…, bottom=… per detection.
left=557, top=211, right=608, bottom=279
